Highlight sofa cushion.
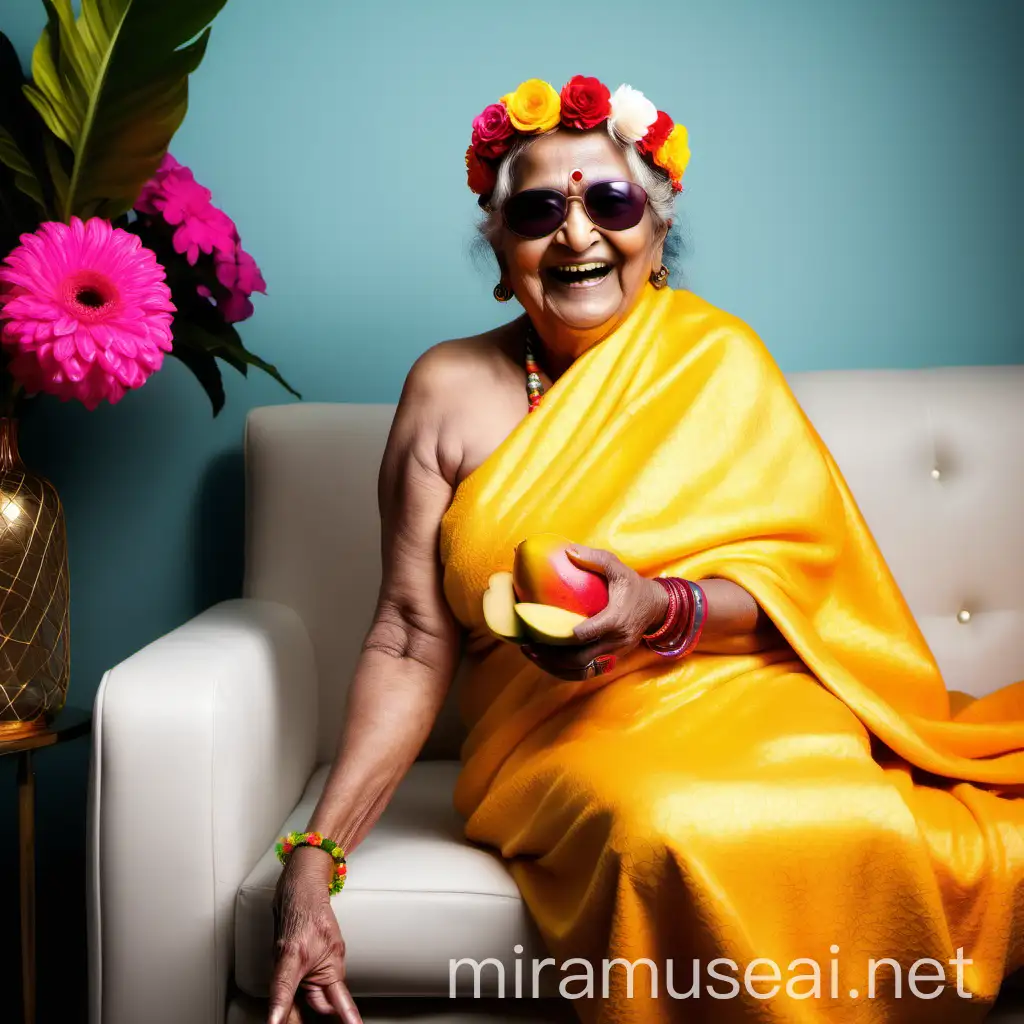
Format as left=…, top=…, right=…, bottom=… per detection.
left=235, top=761, right=557, bottom=998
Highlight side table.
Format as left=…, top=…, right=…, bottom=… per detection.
left=0, top=706, right=92, bottom=1024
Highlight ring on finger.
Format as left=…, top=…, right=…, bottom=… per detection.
left=583, top=655, right=616, bottom=678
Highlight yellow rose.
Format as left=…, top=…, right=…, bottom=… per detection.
left=500, top=79, right=561, bottom=133
left=654, top=124, right=691, bottom=182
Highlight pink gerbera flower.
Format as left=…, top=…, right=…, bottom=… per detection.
left=136, top=153, right=236, bottom=265
left=0, top=217, right=175, bottom=410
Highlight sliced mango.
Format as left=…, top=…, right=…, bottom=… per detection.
left=514, top=602, right=587, bottom=645
left=482, top=571, right=527, bottom=643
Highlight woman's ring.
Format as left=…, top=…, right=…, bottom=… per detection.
left=584, top=656, right=615, bottom=678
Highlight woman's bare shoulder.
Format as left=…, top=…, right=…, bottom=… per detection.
left=400, top=323, right=520, bottom=487
left=411, top=323, right=516, bottom=390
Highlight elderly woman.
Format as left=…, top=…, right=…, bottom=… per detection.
left=267, top=77, right=1024, bottom=1024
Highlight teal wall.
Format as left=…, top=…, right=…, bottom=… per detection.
left=1, top=0, right=1022, bottom=1019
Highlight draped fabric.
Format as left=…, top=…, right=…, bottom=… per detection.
left=439, top=283, right=1024, bottom=1023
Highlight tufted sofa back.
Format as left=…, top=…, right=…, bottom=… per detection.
left=243, top=366, right=1024, bottom=764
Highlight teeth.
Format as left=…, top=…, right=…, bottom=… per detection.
left=554, top=262, right=610, bottom=275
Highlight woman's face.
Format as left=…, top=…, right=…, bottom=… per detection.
left=494, top=129, right=668, bottom=353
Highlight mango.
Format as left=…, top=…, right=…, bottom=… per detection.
left=482, top=571, right=527, bottom=644
left=514, top=602, right=588, bottom=645
left=512, top=533, right=608, bottom=616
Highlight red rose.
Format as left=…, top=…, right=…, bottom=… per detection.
left=559, top=75, right=611, bottom=130
left=636, top=111, right=674, bottom=156
left=282, top=842, right=294, bottom=854
left=471, top=102, right=514, bottom=160
left=466, top=146, right=497, bottom=195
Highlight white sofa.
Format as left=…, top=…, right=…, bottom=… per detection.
left=87, top=366, right=1024, bottom=1024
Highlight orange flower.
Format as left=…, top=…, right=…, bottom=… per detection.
left=282, top=842, right=294, bottom=854
left=500, top=79, right=560, bottom=133
left=306, top=832, right=323, bottom=846
left=654, top=124, right=690, bottom=184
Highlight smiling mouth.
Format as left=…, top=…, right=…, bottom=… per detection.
left=546, top=262, right=614, bottom=286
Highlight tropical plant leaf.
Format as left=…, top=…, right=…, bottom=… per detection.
left=22, top=0, right=229, bottom=221
left=168, top=343, right=225, bottom=417
left=0, top=188, right=29, bottom=258
left=0, top=126, right=44, bottom=212
left=0, top=31, right=49, bottom=218
left=174, top=318, right=302, bottom=400
left=42, top=134, right=70, bottom=212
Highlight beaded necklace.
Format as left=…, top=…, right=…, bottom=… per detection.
left=524, top=320, right=546, bottom=413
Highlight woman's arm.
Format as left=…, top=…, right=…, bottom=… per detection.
left=292, top=347, right=463, bottom=879
left=641, top=576, right=786, bottom=658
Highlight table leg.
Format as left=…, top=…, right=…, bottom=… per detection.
left=18, top=750, right=36, bottom=1024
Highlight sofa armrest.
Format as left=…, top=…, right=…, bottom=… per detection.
left=87, top=598, right=318, bottom=1024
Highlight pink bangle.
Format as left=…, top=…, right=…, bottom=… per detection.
left=642, top=577, right=678, bottom=641
left=656, top=578, right=694, bottom=652
left=644, top=578, right=706, bottom=658
left=644, top=577, right=690, bottom=653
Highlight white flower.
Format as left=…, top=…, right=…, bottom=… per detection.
left=608, top=84, right=658, bottom=143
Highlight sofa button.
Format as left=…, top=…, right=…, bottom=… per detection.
left=956, top=609, right=971, bottom=624
left=930, top=468, right=942, bottom=480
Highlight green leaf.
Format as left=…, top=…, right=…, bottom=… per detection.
left=174, top=318, right=303, bottom=400
left=42, top=134, right=70, bottom=213
left=168, top=344, right=224, bottom=417
left=24, top=2, right=79, bottom=146
left=0, top=126, right=45, bottom=210
left=0, top=30, right=51, bottom=220
left=22, top=0, right=229, bottom=222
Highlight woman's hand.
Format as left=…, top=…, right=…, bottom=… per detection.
left=520, top=543, right=668, bottom=681
left=268, top=847, right=363, bottom=1023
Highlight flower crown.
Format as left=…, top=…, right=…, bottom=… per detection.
left=466, top=75, right=690, bottom=204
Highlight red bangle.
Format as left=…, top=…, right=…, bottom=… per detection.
left=642, top=577, right=678, bottom=640
left=657, top=578, right=694, bottom=651
left=645, top=578, right=703, bottom=657
left=644, top=577, right=687, bottom=649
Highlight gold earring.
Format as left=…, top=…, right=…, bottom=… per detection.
left=493, top=282, right=514, bottom=302
left=650, top=265, right=670, bottom=289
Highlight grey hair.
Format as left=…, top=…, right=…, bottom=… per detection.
left=478, top=124, right=678, bottom=251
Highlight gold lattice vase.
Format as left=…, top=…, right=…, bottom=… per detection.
left=0, top=416, right=70, bottom=737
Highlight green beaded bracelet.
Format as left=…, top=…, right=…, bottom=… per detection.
left=275, top=830, right=348, bottom=895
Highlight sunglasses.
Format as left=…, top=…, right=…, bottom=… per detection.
left=502, top=180, right=649, bottom=239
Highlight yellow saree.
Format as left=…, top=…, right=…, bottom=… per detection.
left=439, top=283, right=1024, bottom=1023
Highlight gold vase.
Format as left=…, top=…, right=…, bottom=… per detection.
left=0, top=416, right=70, bottom=738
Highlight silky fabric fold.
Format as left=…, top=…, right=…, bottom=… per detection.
left=439, top=283, right=1024, bottom=1023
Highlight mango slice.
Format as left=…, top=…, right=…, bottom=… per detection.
left=514, top=602, right=587, bottom=645
left=482, top=571, right=527, bottom=644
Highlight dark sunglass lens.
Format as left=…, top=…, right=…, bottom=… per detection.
left=503, top=190, right=566, bottom=238
left=585, top=181, right=648, bottom=231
